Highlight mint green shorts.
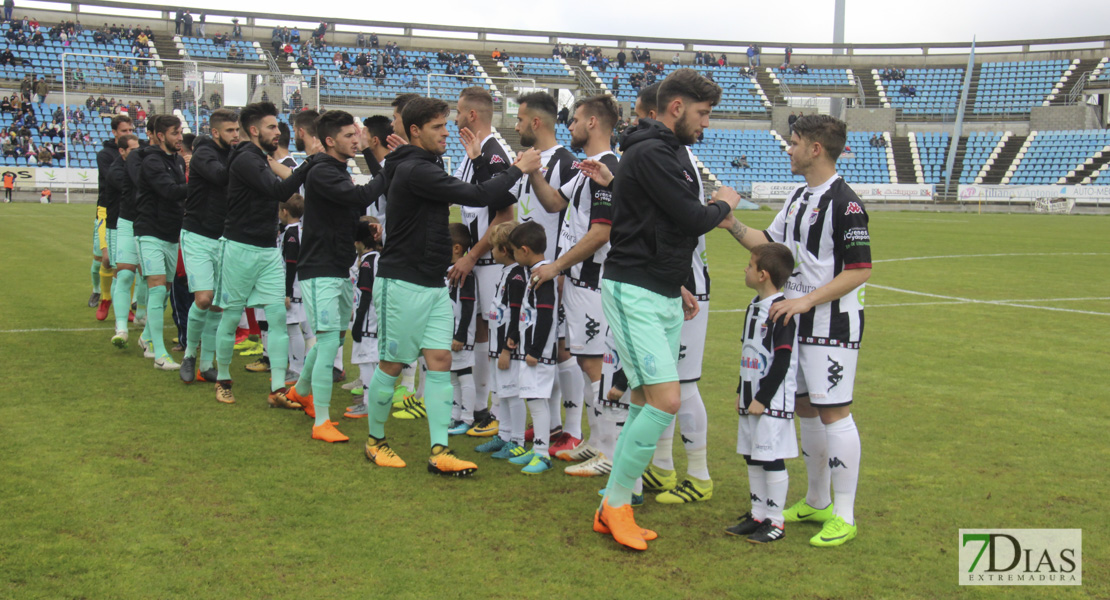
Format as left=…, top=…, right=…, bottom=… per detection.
left=137, top=236, right=179, bottom=278
left=374, top=277, right=453, bottom=364
left=107, top=227, right=118, bottom=268
left=115, top=218, right=139, bottom=266
left=601, top=280, right=683, bottom=389
left=180, top=230, right=221, bottom=292
left=215, top=239, right=284, bottom=309
left=302, top=277, right=354, bottom=333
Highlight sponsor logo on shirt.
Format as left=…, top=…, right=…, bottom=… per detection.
left=489, top=154, right=505, bottom=165
left=845, top=201, right=864, bottom=215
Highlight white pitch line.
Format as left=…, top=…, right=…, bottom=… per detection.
left=709, top=296, right=1110, bottom=313
left=869, top=285, right=1110, bottom=316
left=874, top=252, right=1108, bottom=264
left=0, top=325, right=174, bottom=334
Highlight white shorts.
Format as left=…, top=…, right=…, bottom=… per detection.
left=492, top=358, right=521, bottom=398
left=557, top=302, right=567, bottom=339
left=351, top=335, right=379, bottom=364
left=736, top=413, right=798, bottom=462
left=677, top=300, right=709, bottom=382
left=795, top=344, right=858, bottom=407
left=286, top=299, right=306, bottom=325
left=451, top=347, right=475, bottom=371
left=473, top=264, right=502, bottom=322
left=564, top=283, right=607, bottom=356
left=519, top=362, right=557, bottom=400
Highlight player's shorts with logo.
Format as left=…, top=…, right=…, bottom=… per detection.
left=136, top=236, right=178, bottom=278
left=795, top=344, right=858, bottom=407
left=374, top=277, right=452, bottom=364
left=351, top=335, right=379, bottom=365
left=450, top=345, right=475, bottom=371
left=115, top=218, right=139, bottom=266
left=602, top=280, right=683, bottom=390
left=519, top=361, right=556, bottom=400
left=179, top=230, right=221, bottom=293
left=677, top=299, right=709, bottom=382
left=107, top=227, right=118, bottom=268
left=472, top=263, right=501, bottom=323
left=215, top=239, right=285, bottom=308
left=564, top=281, right=607, bottom=356
left=301, top=277, right=353, bottom=334
left=286, top=299, right=306, bottom=325
left=491, top=356, right=521, bottom=398
left=737, top=412, right=799, bottom=462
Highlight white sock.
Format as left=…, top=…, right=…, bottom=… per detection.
left=764, top=468, right=789, bottom=527
left=260, top=326, right=269, bottom=358
left=556, top=358, right=580, bottom=434
left=526, top=398, right=550, bottom=454
left=457, top=371, right=475, bottom=424
left=799, top=416, right=832, bottom=509
left=400, top=361, right=416, bottom=390
left=748, top=465, right=767, bottom=521
left=508, top=395, right=527, bottom=446
left=332, top=342, right=344, bottom=371
left=583, top=377, right=600, bottom=447
left=472, top=341, right=489, bottom=412
left=497, top=395, right=513, bottom=443
left=825, top=414, right=860, bottom=525
left=633, top=478, right=643, bottom=495
left=678, top=382, right=710, bottom=480
left=653, top=421, right=676, bottom=471
left=548, top=369, right=563, bottom=432
left=415, top=357, right=427, bottom=398
left=450, top=372, right=462, bottom=421
left=286, top=323, right=305, bottom=374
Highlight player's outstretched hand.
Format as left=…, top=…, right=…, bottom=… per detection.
left=578, top=159, right=614, bottom=187
left=386, top=134, right=407, bottom=151
left=447, top=252, right=475, bottom=286
left=459, top=127, right=481, bottom=160
left=711, top=185, right=742, bottom=210
left=768, top=296, right=814, bottom=325
left=368, top=222, right=383, bottom=242
left=514, top=147, right=542, bottom=175
left=680, top=286, right=699, bottom=321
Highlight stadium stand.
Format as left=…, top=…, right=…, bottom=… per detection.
left=911, top=131, right=949, bottom=184
left=776, top=67, right=854, bottom=89
left=958, top=131, right=1005, bottom=185
left=176, top=36, right=262, bottom=62
left=876, top=68, right=963, bottom=116
left=596, top=64, right=769, bottom=114
left=973, top=60, right=1073, bottom=114
left=696, top=129, right=801, bottom=193
left=0, top=21, right=162, bottom=90
left=1006, top=129, right=1110, bottom=185
left=500, top=55, right=574, bottom=80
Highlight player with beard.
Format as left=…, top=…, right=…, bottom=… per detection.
left=179, top=108, right=239, bottom=383
left=132, top=115, right=188, bottom=371
left=593, top=69, right=740, bottom=550
left=212, top=102, right=310, bottom=407
left=92, top=115, right=135, bottom=320
left=106, top=134, right=140, bottom=345
left=448, top=86, right=520, bottom=438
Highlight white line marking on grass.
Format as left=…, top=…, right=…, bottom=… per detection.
left=877, top=217, right=969, bottom=223
left=0, top=325, right=174, bottom=334
left=874, top=252, right=1108, bottom=264
left=869, top=285, right=1110, bottom=316
left=710, top=296, right=1110, bottom=313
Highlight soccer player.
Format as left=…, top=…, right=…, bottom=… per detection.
left=116, top=119, right=158, bottom=354
left=214, top=102, right=309, bottom=407
left=361, top=115, right=393, bottom=231
left=593, top=69, right=740, bottom=550
left=728, top=242, right=798, bottom=544
left=360, top=96, right=540, bottom=474
left=92, top=116, right=135, bottom=318
left=179, top=108, right=239, bottom=383
left=525, top=94, right=620, bottom=469
left=717, top=113, right=871, bottom=547
left=132, top=115, right=188, bottom=370
left=107, top=133, right=140, bottom=346
left=280, top=194, right=311, bottom=382
left=285, top=110, right=386, bottom=442
left=446, top=223, right=477, bottom=434
left=448, top=86, right=520, bottom=437
left=512, top=91, right=582, bottom=456
left=347, top=219, right=382, bottom=419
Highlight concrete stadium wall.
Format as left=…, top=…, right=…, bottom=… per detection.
left=1030, top=104, right=1104, bottom=131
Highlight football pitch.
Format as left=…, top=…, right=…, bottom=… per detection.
left=0, top=203, right=1105, bottom=599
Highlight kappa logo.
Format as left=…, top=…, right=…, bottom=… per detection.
left=534, top=438, right=545, bottom=446
left=682, top=170, right=694, bottom=183
left=571, top=160, right=582, bottom=170
left=750, top=493, right=761, bottom=502
left=827, top=356, right=844, bottom=389
left=828, top=456, right=846, bottom=469
left=766, top=498, right=779, bottom=508
left=489, top=154, right=505, bottom=165
left=845, top=201, right=864, bottom=215
left=681, top=434, right=693, bottom=445
left=679, top=344, right=687, bottom=361
left=585, top=314, right=600, bottom=342
left=563, top=399, right=578, bottom=409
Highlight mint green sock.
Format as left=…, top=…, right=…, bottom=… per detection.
left=146, top=285, right=169, bottom=359
left=423, top=370, right=453, bottom=449
left=606, top=404, right=673, bottom=508
left=295, top=342, right=317, bottom=394
left=310, top=331, right=340, bottom=426
left=215, top=307, right=242, bottom=380
left=134, top=281, right=148, bottom=320
left=366, top=367, right=399, bottom=439
left=112, top=269, right=135, bottom=330
left=198, top=309, right=220, bottom=371
left=185, top=303, right=207, bottom=359
left=91, top=260, right=101, bottom=293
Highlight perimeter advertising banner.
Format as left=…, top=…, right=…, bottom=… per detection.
left=958, top=184, right=1110, bottom=205
left=752, top=182, right=935, bottom=201
left=36, top=167, right=99, bottom=189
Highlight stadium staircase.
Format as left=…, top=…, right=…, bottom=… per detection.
left=891, top=136, right=918, bottom=183
left=498, top=126, right=522, bottom=154
left=965, top=63, right=982, bottom=109
left=948, top=136, right=969, bottom=191
left=475, top=54, right=510, bottom=85
left=859, top=70, right=883, bottom=107
left=1063, top=150, right=1110, bottom=184
left=152, top=35, right=179, bottom=65
left=754, top=68, right=784, bottom=105
left=981, top=134, right=1027, bottom=184
left=1050, top=58, right=1101, bottom=106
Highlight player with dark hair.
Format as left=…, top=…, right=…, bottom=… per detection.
left=107, top=133, right=141, bottom=346
left=359, top=96, right=540, bottom=474
left=179, top=108, right=239, bottom=383
left=92, top=114, right=134, bottom=319
left=291, top=109, right=321, bottom=154
left=718, top=112, right=871, bottom=547
left=212, top=102, right=310, bottom=407
left=133, top=115, right=188, bottom=371
left=361, top=114, right=393, bottom=232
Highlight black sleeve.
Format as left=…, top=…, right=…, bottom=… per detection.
left=351, top=258, right=376, bottom=343
left=308, top=163, right=385, bottom=209
left=240, top=151, right=309, bottom=202
left=282, top=229, right=299, bottom=298
left=409, top=160, right=522, bottom=208
left=526, top=280, right=556, bottom=358
left=832, top=195, right=872, bottom=269
left=190, top=144, right=229, bottom=185
left=361, top=149, right=383, bottom=176
left=754, top=348, right=793, bottom=404
left=453, top=274, right=476, bottom=344
left=636, top=143, right=729, bottom=236
left=141, top=154, right=187, bottom=202
left=506, top=270, right=526, bottom=346
left=96, top=147, right=114, bottom=184
left=612, top=368, right=628, bottom=393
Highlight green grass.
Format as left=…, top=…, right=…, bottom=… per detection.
left=1, top=204, right=1106, bottom=599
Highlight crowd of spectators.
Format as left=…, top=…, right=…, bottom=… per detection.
left=777, top=62, right=809, bottom=75
left=868, top=134, right=888, bottom=148
left=880, top=68, right=906, bottom=80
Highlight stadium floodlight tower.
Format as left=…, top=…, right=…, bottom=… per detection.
left=830, top=0, right=846, bottom=118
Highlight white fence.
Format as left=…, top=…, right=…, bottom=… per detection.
left=752, top=182, right=936, bottom=202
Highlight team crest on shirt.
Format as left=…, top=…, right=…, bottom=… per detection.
left=809, top=207, right=821, bottom=225
left=760, top=321, right=769, bottom=338
left=489, top=154, right=505, bottom=165
left=845, top=201, right=864, bottom=215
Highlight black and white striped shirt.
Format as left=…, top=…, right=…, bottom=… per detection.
left=738, top=293, right=797, bottom=417
left=455, top=135, right=516, bottom=266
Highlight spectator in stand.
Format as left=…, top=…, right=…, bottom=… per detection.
left=785, top=45, right=793, bottom=65
left=719, top=53, right=728, bottom=67
left=183, top=11, right=193, bottom=36
left=3, top=0, right=12, bottom=23
left=37, top=147, right=52, bottom=166
left=0, top=48, right=13, bottom=65
left=315, top=21, right=327, bottom=43
left=33, top=76, right=47, bottom=103
left=672, top=52, right=680, bottom=65
left=370, top=32, right=378, bottom=48
left=172, top=86, right=182, bottom=111
left=730, top=154, right=750, bottom=169
left=210, top=91, right=222, bottom=109
left=174, top=9, right=182, bottom=34
left=357, top=32, right=366, bottom=48
left=197, top=13, right=205, bottom=37
left=228, top=46, right=241, bottom=62
left=232, top=18, right=242, bottom=39
left=788, top=111, right=798, bottom=133
left=272, top=29, right=282, bottom=54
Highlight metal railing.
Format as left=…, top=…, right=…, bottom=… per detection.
left=1066, top=72, right=1090, bottom=105
left=570, top=66, right=598, bottom=96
